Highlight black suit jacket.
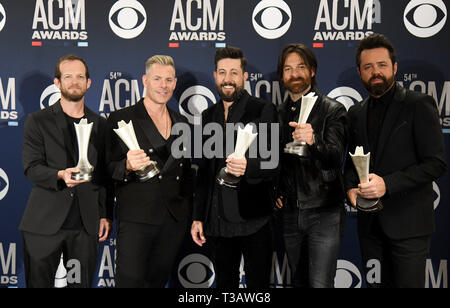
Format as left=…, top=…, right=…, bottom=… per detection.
left=105, top=99, right=193, bottom=225
left=20, top=101, right=112, bottom=236
left=193, top=91, right=279, bottom=222
left=344, top=83, right=447, bottom=239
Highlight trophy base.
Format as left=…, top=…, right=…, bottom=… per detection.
left=356, top=195, right=383, bottom=212
left=136, top=161, right=160, bottom=182
left=216, top=167, right=240, bottom=189
left=71, top=172, right=92, bottom=181
left=284, top=142, right=308, bottom=157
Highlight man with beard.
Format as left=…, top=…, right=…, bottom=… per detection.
left=275, top=44, right=348, bottom=287
left=20, top=54, right=113, bottom=287
left=345, top=33, right=447, bottom=287
left=191, top=46, right=279, bottom=288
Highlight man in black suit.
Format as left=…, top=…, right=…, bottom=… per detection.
left=106, top=55, right=192, bottom=288
left=20, top=54, right=113, bottom=288
left=344, top=34, right=447, bottom=287
left=190, top=47, right=279, bottom=288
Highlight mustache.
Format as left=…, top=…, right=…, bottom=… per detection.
left=369, top=74, right=386, bottom=83
left=287, top=77, right=306, bottom=83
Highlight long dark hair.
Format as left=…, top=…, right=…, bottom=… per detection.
left=277, top=43, right=317, bottom=87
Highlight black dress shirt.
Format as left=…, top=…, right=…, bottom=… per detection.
left=367, top=83, right=396, bottom=162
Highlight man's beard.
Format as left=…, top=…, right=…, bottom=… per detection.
left=284, top=77, right=310, bottom=95
left=61, top=86, right=86, bottom=102
left=216, top=82, right=244, bottom=102
left=363, top=74, right=395, bottom=97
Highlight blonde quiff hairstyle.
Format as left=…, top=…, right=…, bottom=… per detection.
left=145, top=55, right=176, bottom=74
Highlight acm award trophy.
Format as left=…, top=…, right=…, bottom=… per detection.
left=113, top=120, right=160, bottom=182
left=284, top=92, right=317, bottom=157
left=349, top=146, right=383, bottom=212
left=216, top=123, right=258, bottom=189
left=71, top=118, right=94, bottom=181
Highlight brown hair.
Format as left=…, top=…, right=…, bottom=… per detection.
left=54, top=54, right=90, bottom=80
left=277, top=44, right=317, bottom=87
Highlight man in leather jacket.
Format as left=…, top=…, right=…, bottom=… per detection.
left=276, top=44, right=348, bottom=288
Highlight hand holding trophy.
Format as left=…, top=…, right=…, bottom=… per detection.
left=349, top=146, right=383, bottom=212
left=114, top=120, right=160, bottom=182
left=284, top=92, right=317, bottom=157
left=71, top=118, right=94, bottom=181
left=216, top=123, right=258, bottom=189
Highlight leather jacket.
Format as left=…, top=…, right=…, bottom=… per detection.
left=278, top=87, right=348, bottom=209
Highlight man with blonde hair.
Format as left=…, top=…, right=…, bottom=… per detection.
left=106, top=55, right=193, bottom=287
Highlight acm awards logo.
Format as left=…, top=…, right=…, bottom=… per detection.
left=313, top=0, right=381, bottom=42
left=169, top=0, right=225, bottom=43
left=0, top=77, right=18, bottom=123
left=0, top=2, right=6, bottom=32
left=31, top=0, right=87, bottom=42
left=404, top=0, right=447, bottom=38
left=252, top=0, right=292, bottom=40
left=109, top=0, right=147, bottom=39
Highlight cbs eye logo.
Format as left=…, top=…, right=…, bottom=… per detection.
left=252, top=0, right=292, bottom=39
left=327, top=87, right=363, bottom=111
left=40, top=85, right=61, bottom=110
left=0, top=168, right=9, bottom=201
left=0, top=3, right=6, bottom=32
left=433, top=181, right=440, bottom=210
left=179, top=86, right=216, bottom=125
left=334, top=260, right=362, bottom=288
left=404, top=0, right=447, bottom=38
left=109, top=0, right=147, bottom=39
left=178, top=254, right=215, bottom=288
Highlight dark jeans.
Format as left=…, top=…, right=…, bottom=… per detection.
left=208, top=222, right=273, bottom=289
left=358, top=215, right=431, bottom=288
left=22, top=229, right=98, bottom=288
left=115, top=211, right=188, bottom=288
left=282, top=203, right=345, bottom=288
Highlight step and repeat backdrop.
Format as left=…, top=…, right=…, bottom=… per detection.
left=0, top=0, right=449, bottom=288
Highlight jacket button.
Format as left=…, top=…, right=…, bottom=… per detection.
left=70, top=192, right=74, bottom=197
left=149, top=148, right=154, bottom=153
left=179, top=163, right=183, bottom=167
left=158, top=175, right=163, bottom=180
left=176, top=176, right=180, bottom=181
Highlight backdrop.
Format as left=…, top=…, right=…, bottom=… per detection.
left=0, top=0, right=448, bottom=288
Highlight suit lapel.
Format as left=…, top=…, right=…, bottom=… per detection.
left=160, top=109, right=183, bottom=173
left=52, top=100, right=76, bottom=165
left=134, top=101, right=164, bottom=154
left=360, top=97, right=370, bottom=152
left=374, top=84, right=406, bottom=170
left=227, top=91, right=249, bottom=124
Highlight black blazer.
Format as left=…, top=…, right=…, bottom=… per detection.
left=20, top=101, right=112, bottom=236
left=105, top=99, right=193, bottom=225
left=193, top=91, right=280, bottom=222
left=344, top=84, right=447, bottom=239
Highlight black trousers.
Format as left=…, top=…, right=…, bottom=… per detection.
left=208, top=222, right=273, bottom=289
left=115, top=211, right=188, bottom=288
left=22, top=228, right=98, bottom=288
left=358, top=215, right=431, bottom=288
